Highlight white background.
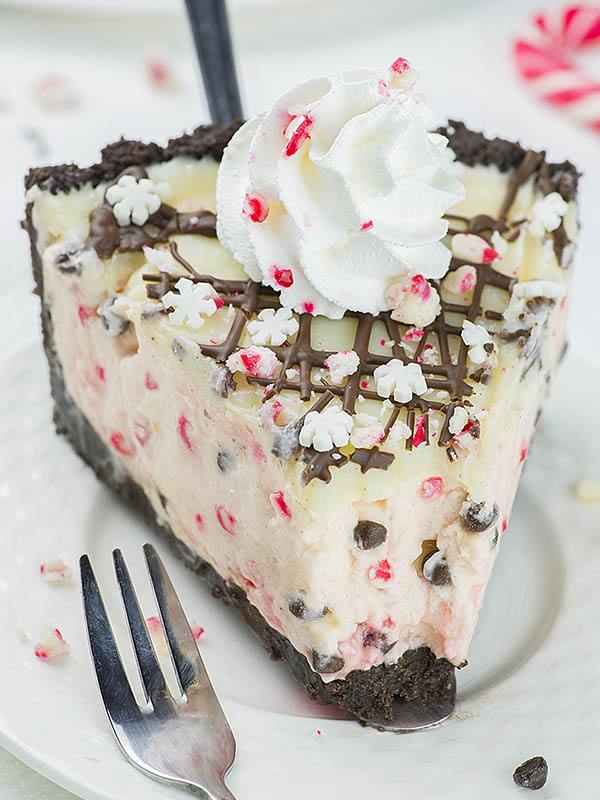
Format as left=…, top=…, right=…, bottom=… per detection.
left=0, top=0, right=598, bottom=796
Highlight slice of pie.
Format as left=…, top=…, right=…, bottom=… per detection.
left=23, top=64, right=579, bottom=726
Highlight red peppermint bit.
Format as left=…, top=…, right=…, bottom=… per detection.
left=420, top=476, right=444, bottom=499
left=501, top=517, right=508, bottom=533
left=459, top=271, right=477, bottom=294
left=482, top=247, right=500, bottom=264
left=177, top=413, right=193, bottom=450
left=383, top=616, right=394, bottom=629
left=252, top=440, right=267, bottom=464
left=302, top=300, right=315, bottom=315
left=410, top=274, right=431, bottom=301
left=519, top=444, right=528, bottom=464
left=271, top=400, right=283, bottom=423
left=315, top=728, right=323, bottom=737
left=360, top=380, right=369, bottom=389
left=195, top=513, right=205, bottom=531
left=190, top=622, right=205, bottom=640
left=215, top=504, right=236, bottom=534
left=145, top=371, right=159, bottom=390
left=95, top=364, right=106, bottom=382
left=243, top=577, right=257, bottom=591
left=412, top=416, right=427, bottom=448
left=272, top=266, right=294, bottom=288
left=146, top=56, right=172, bottom=88
left=390, top=57, right=410, bottom=74
left=285, top=115, right=313, bottom=157
left=78, top=305, right=95, bottom=325
left=240, top=351, right=262, bottom=376
left=34, top=646, right=49, bottom=661
left=360, top=220, right=374, bottom=232
left=133, top=419, right=151, bottom=447
left=110, top=431, right=135, bottom=457
left=368, top=558, right=393, bottom=583
left=214, top=295, right=225, bottom=309
left=243, top=191, right=270, bottom=223
left=270, top=491, right=292, bottom=519
left=402, top=327, right=425, bottom=342
left=379, top=338, right=386, bottom=346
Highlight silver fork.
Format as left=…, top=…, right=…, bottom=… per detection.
left=80, top=543, right=237, bottom=800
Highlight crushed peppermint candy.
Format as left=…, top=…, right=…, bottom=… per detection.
left=529, top=192, right=568, bottom=237
left=226, top=346, right=281, bottom=379
left=34, top=628, right=70, bottom=662
left=349, top=413, right=385, bottom=449
left=106, top=174, right=162, bottom=227
left=420, top=477, right=444, bottom=499
left=448, top=406, right=470, bottom=436
left=299, top=405, right=353, bottom=452
left=324, top=350, right=360, bottom=385
left=270, top=491, right=292, bottom=519
left=385, top=274, right=441, bottom=327
left=190, top=621, right=205, bottom=640
left=243, top=191, right=270, bottom=223
left=402, top=327, right=425, bottom=343
left=452, top=233, right=500, bottom=264
left=443, top=265, right=477, bottom=296
left=39, top=559, right=72, bottom=584
left=461, top=320, right=495, bottom=365
left=367, top=558, right=394, bottom=588
left=374, top=360, right=428, bottom=403
left=389, top=57, right=418, bottom=90
left=247, top=307, right=299, bottom=346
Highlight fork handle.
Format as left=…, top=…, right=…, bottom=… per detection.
left=199, top=783, right=237, bottom=800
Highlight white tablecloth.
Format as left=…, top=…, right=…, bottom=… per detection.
left=1, top=0, right=598, bottom=796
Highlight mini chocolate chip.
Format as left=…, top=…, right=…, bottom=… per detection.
left=490, top=528, right=499, bottom=549
left=362, top=629, right=394, bottom=654
left=422, top=551, right=452, bottom=586
left=460, top=501, right=499, bottom=533
left=288, top=597, right=328, bottom=621
left=353, top=520, right=387, bottom=550
left=311, top=650, right=344, bottom=674
left=484, top=341, right=495, bottom=354
left=513, top=757, right=548, bottom=790
left=217, top=449, right=234, bottom=472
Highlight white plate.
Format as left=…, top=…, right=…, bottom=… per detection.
left=0, top=344, right=598, bottom=799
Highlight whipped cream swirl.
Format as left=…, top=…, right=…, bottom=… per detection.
left=217, top=64, right=465, bottom=319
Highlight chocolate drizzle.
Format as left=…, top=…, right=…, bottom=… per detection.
left=85, top=167, right=217, bottom=258
left=140, top=140, right=571, bottom=483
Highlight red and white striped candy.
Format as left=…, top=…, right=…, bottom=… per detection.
left=514, top=5, right=600, bottom=132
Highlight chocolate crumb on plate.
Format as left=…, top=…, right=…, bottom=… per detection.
left=513, top=756, right=548, bottom=790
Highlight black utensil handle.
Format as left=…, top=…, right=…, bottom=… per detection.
left=184, top=0, right=243, bottom=124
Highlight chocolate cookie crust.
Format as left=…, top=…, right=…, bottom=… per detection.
left=24, top=200, right=455, bottom=726
left=439, top=120, right=580, bottom=201
left=24, top=120, right=242, bottom=195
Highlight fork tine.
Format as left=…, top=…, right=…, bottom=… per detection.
left=143, top=543, right=214, bottom=696
left=80, top=554, right=140, bottom=725
left=112, top=549, right=169, bottom=704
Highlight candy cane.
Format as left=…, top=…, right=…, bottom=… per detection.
left=514, top=5, right=600, bottom=132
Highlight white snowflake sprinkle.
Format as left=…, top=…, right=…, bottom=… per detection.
left=324, top=350, right=360, bottom=385
left=461, top=320, right=494, bottom=365
left=106, top=174, right=162, bottom=226
left=299, top=405, right=353, bottom=452
left=373, top=360, right=428, bottom=403
left=247, top=307, right=299, bottom=346
left=162, top=278, right=219, bottom=329
left=529, top=192, right=568, bottom=237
